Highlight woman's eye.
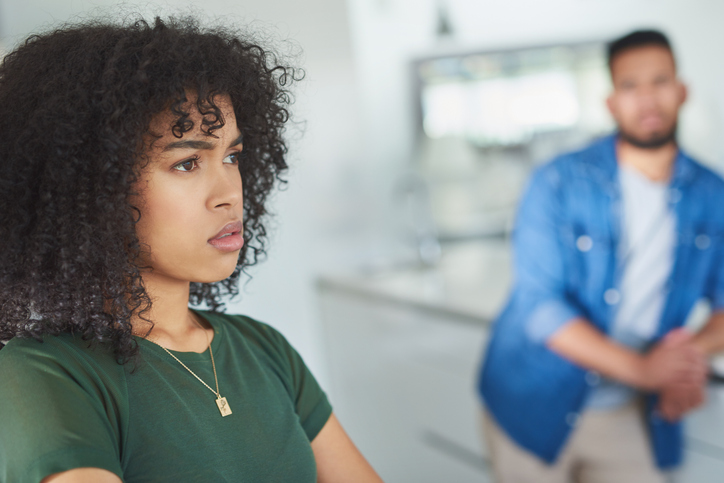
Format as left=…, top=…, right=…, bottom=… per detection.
left=224, top=152, right=242, bottom=165
left=173, top=158, right=199, bottom=172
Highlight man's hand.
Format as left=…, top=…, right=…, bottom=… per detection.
left=635, top=328, right=708, bottom=392
left=649, top=328, right=709, bottom=422
left=658, top=381, right=706, bottom=422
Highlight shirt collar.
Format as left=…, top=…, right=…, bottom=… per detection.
left=597, top=132, right=695, bottom=188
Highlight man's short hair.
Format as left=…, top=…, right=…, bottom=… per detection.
left=607, top=29, right=674, bottom=69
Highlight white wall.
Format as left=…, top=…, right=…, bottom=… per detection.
left=0, top=0, right=371, bottom=389
left=347, top=0, right=724, bottom=173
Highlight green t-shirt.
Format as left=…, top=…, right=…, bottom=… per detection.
left=0, top=310, right=332, bottom=483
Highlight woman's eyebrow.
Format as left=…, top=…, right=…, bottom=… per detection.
left=163, top=139, right=214, bottom=152
left=162, top=133, right=243, bottom=152
left=228, top=133, right=243, bottom=147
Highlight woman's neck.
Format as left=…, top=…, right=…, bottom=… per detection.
left=132, top=271, right=213, bottom=352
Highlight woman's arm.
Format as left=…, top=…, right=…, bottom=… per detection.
left=41, top=468, right=122, bottom=483
left=311, top=413, right=383, bottom=483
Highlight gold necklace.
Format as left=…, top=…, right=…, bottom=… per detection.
left=146, top=312, right=232, bottom=417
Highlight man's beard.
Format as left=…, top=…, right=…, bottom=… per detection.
left=619, top=123, right=678, bottom=149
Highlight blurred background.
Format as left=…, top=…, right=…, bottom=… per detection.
left=4, top=0, right=724, bottom=481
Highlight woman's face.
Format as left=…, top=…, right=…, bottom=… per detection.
left=133, top=95, right=244, bottom=285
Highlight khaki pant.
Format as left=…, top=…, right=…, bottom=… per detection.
left=480, top=402, right=669, bottom=483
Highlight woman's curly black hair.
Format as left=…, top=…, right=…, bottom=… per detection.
left=0, top=16, right=298, bottom=362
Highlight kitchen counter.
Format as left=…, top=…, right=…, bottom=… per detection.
left=317, top=239, right=513, bottom=327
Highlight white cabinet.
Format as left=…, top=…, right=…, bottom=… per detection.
left=318, top=286, right=493, bottom=482
left=679, top=386, right=724, bottom=482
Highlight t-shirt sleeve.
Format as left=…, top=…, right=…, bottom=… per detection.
left=259, top=324, right=333, bottom=442
left=0, top=338, right=124, bottom=483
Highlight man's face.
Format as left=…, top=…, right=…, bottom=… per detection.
left=132, top=94, right=245, bottom=286
left=607, top=45, right=687, bottom=148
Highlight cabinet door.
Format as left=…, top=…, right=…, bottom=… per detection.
left=678, top=385, right=724, bottom=482
left=319, top=287, right=492, bottom=483
left=678, top=450, right=724, bottom=483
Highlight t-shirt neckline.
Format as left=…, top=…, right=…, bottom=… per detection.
left=133, top=309, right=225, bottom=363
left=618, top=163, right=670, bottom=188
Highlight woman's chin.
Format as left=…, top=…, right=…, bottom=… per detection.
left=193, top=265, right=238, bottom=284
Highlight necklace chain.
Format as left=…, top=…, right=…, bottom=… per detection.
left=143, top=311, right=232, bottom=416
left=158, top=343, right=219, bottom=398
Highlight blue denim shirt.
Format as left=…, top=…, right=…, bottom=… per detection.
left=478, top=134, right=724, bottom=469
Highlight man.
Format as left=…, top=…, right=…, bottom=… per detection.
left=478, top=30, right=724, bottom=483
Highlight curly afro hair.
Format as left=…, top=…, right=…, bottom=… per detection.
left=0, top=16, right=298, bottom=362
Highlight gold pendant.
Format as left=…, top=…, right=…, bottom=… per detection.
left=216, top=396, right=232, bottom=417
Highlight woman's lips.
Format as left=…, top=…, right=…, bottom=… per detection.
left=210, top=220, right=243, bottom=239
left=208, top=232, right=244, bottom=252
left=208, top=220, right=244, bottom=252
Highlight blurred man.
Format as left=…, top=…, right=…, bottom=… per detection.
left=477, top=30, right=724, bottom=483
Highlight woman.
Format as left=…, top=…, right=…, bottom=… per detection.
left=0, top=16, right=382, bottom=483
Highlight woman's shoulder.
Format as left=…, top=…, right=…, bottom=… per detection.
left=2, top=331, right=117, bottom=360
left=0, top=335, right=128, bottom=482
left=200, top=310, right=288, bottom=346
left=198, top=310, right=301, bottom=366
left=0, top=332, right=126, bottom=393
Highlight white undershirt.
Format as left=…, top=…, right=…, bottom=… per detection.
left=614, top=164, right=676, bottom=341
left=586, top=164, right=676, bottom=409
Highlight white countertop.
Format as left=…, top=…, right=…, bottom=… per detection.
left=317, top=240, right=513, bottom=326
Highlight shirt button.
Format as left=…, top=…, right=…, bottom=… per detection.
left=695, top=234, right=711, bottom=250
left=667, top=188, right=682, bottom=203
left=604, top=288, right=620, bottom=305
left=566, top=412, right=579, bottom=427
left=585, top=371, right=600, bottom=386
left=576, top=235, right=593, bottom=252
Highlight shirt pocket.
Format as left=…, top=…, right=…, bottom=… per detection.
left=676, top=225, right=724, bottom=294
left=559, top=223, right=613, bottom=296
left=678, top=225, right=721, bottom=252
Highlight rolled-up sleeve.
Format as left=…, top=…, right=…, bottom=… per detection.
left=513, top=164, right=584, bottom=343
left=706, top=236, right=724, bottom=313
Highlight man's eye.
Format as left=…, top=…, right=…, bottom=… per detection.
left=173, top=158, right=199, bottom=172
left=224, top=152, right=242, bottom=165
left=654, top=76, right=670, bottom=86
